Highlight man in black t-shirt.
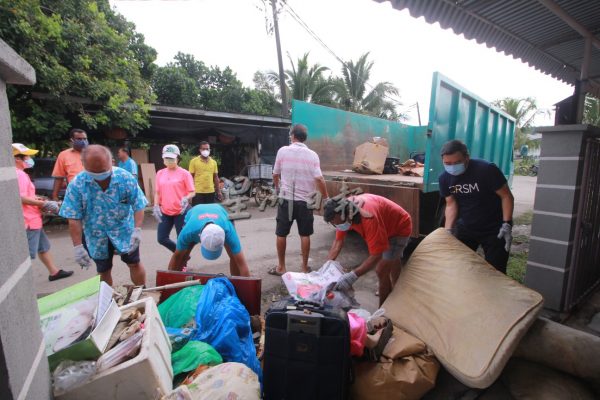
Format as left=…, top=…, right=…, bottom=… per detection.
left=438, top=140, right=515, bottom=273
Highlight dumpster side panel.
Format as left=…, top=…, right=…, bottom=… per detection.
left=424, top=72, right=516, bottom=193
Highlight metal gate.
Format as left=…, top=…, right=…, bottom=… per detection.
left=566, top=137, right=600, bottom=310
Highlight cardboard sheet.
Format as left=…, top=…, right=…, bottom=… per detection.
left=383, top=228, right=543, bottom=388
left=352, top=142, right=389, bottom=174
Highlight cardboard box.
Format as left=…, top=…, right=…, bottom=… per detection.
left=38, top=276, right=121, bottom=371
left=56, top=297, right=173, bottom=400
left=352, top=139, right=389, bottom=174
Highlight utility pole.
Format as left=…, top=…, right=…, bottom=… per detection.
left=271, top=0, right=288, bottom=118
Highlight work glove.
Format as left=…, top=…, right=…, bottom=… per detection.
left=152, top=204, right=162, bottom=223
left=335, top=271, right=358, bottom=292
left=497, top=222, right=513, bottom=253
left=128, top=227, right=142, bottom=254
left=42, top=200, right=60, bottom=215
left=74, top=244, right=92, bottom=270
left=180, top=197, right=190, bottom=214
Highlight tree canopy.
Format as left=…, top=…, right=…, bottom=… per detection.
left=492, top=97, right=548, bottom=150
left=1, top=0, right=157, bottom=152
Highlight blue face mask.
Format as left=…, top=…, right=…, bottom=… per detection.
left=86, top=169, right=112, bottom=181
left=444, top=163, right=466, bottom=176
left=335, top=221, right=351, bottom=232
left=24, top=158, right=35, bottom=169
left=73, top=138, right=89, bottom=150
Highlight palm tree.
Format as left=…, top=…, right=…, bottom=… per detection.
left=267, top=52, right=336, bottom=107
left=492, top=97, right=548, bottom=150
left=333, top=52, right=403, bottom=120
left=583, top=95, right=600, bottom=126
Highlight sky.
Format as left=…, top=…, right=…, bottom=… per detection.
left=110, top=0, right=574, bottom=125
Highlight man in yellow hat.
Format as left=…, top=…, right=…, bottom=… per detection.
left=13, top=143, right=74, bottom=281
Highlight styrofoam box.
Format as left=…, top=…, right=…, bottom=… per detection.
left=57, top=297, right=173, bottom=400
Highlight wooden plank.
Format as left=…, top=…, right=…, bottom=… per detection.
left=323, top=170, right=423, bottom=189
left=140, top=163, right=156, bottom=205
left=131, top=148, right=149, bottom=164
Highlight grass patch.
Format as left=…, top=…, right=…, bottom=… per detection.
left=514, top=210, right=533, bottom=226
left=512, top=235, right=530, bottom=245
left=507, top=252, right=528, bottom=283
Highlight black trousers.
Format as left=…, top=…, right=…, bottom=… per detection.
left=455, top=224, right=509, bottom=274
left=192, top=192, right=216, bottom=205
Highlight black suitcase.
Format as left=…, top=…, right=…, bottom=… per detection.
left=263, top=298, right=351, bottom=400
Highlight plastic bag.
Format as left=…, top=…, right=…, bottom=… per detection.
left=52, top=360, right=96, bottom=396
left=166, top=327, right=196, bottom=353
left=171, top=340, right=222, bottom=376
left=158, top=285, right=204, bottom=328
left=96, top=329, right=143, bottom=372
left=348, top=312, right=367, bottom=357
left=192, top=277, right=262, bottom=380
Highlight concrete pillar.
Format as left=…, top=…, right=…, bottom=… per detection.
left=0, top=40, right=52, bottom=399
left=525, top=124, right=600, bottom=313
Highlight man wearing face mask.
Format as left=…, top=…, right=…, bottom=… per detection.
left=51, top=128, right=89, bottom=201
left=439, top=139, right=514, bottom=273
left=323, top=194, right=412, bottom=305
left=59, top=145, right=148, bottom=286
left=189, top=141, right=222, bottom=205
left=13, top=144, right=74, bottom=281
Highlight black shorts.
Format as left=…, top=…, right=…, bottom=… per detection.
left=94, top=240, right=141, bottom=273
left=276, top=200, right=314, bottom=237
left=192, top=192, right=216, bottom=205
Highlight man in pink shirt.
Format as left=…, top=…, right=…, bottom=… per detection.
left=13, top=143, right=73, bottom=281
left=270, top=124, right=328, bottom=275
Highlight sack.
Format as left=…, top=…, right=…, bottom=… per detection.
left=383, top=228, right=544, bottom=388
left=263, top=297, right=351, bottom=400
left=158, top=285, right=204, bottom=328
left=192, top=278, right=262, bottom=380
left=351, top=327, right=439, bottom=400
left=184, top=363, right=261, bottom=400
left=171, top=340, right=222, bottom=376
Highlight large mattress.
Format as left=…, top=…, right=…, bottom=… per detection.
left=383, top=228, right=544, bottom=388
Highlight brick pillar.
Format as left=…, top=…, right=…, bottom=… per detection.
left=0, top=40, right=52, bottom=399
left=524, top=124, right=600, bottom=313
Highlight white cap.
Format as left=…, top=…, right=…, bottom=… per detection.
left=200, top=224, right=225, bottom=260
left=162, top=144, right=180, bottom=159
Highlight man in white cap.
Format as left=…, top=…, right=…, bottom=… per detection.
left=13, top=143, right=74, bottom=281
left=168, top=203, right=251, bottom=276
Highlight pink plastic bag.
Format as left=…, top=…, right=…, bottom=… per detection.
left=348, top=312, right=367, bottom=357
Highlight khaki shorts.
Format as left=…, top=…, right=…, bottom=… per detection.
left=382, top=236, right=410, bottom=261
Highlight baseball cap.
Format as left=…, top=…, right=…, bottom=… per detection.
left=162, top=144, right=180, bottom=159
left=12, top=143, right=39, bottom=156
left=200, top=223, right=225, bottom=260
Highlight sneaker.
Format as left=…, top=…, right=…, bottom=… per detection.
left=49, top=269, right=74, bottom=282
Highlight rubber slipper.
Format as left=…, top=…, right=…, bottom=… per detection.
left=268, top=267, right=285, bottom=276
left=49, top=269, right=74, bottom=282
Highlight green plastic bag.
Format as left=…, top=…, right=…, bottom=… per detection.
left=172, top=340, right=223, bottom=376
left=158, top=285, right=204, bottom=328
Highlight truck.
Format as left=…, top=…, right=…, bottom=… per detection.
left=293, top=72, right=516, bottom=237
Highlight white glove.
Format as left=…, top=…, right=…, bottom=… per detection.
left=42, top=200, right=60, bottom=214
left=335, top=271, right=358, bottom=292
left=152, top=204, right=162, bottom=223
left=180, top=197, right=190, bottom=214
left=128, top=227, right=142, bottom=254
left=497, top=222, right=513, bottom=252
left=74, top=244, right=92, bottom=270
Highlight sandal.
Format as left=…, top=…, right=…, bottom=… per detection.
left=268, top=267, right=285, bottom=276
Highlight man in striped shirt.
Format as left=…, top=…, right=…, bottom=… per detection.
left=269, top=124, right=328, bottom=276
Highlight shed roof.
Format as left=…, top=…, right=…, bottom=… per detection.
left=376, top=0, right=600, bottom=96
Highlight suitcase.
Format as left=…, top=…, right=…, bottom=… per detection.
left=263, top=298, right=351, bottom=400
left=155, top=270, right=262, bottom=316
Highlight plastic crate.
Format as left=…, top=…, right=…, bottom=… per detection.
left=56, top=297, right=173, bottom=400
left=248, top=164, right=273, bottom=180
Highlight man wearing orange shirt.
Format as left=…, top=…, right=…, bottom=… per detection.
left=51, top=128, right=88, bottom=200
left=324, top=194, right=412, bottom=305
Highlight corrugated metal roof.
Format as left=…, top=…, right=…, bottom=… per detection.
left=375, top=0, right=600, bottom=96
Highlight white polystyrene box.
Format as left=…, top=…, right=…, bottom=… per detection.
left=57, top=297, right=173, bottom=399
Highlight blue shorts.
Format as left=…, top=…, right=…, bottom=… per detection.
left=26, top=229, right=51, bottom=259
left=93, top=240, right=141, bottom=273
left=382, top=236, right=410, bottom=261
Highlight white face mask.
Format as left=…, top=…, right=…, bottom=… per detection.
left=201, top=150, right=210, bottom=158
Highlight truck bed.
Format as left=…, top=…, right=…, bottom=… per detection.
left=323, top=170, right=424, bottom=190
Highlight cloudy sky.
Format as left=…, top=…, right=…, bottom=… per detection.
left=111, top=0, right=574, bottom=125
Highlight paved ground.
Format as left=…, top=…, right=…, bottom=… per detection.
left=32, top=176, right=538, bottom=313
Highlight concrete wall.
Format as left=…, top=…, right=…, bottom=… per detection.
left=524, top=124, right=600, bottom=313
left=0, top=40, right=52, bottom=399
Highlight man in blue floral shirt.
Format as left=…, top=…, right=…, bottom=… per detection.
left=60, top=145, right=148, bottom=286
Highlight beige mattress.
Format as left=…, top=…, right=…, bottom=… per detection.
left=383, top=228, right=544, bottom=388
